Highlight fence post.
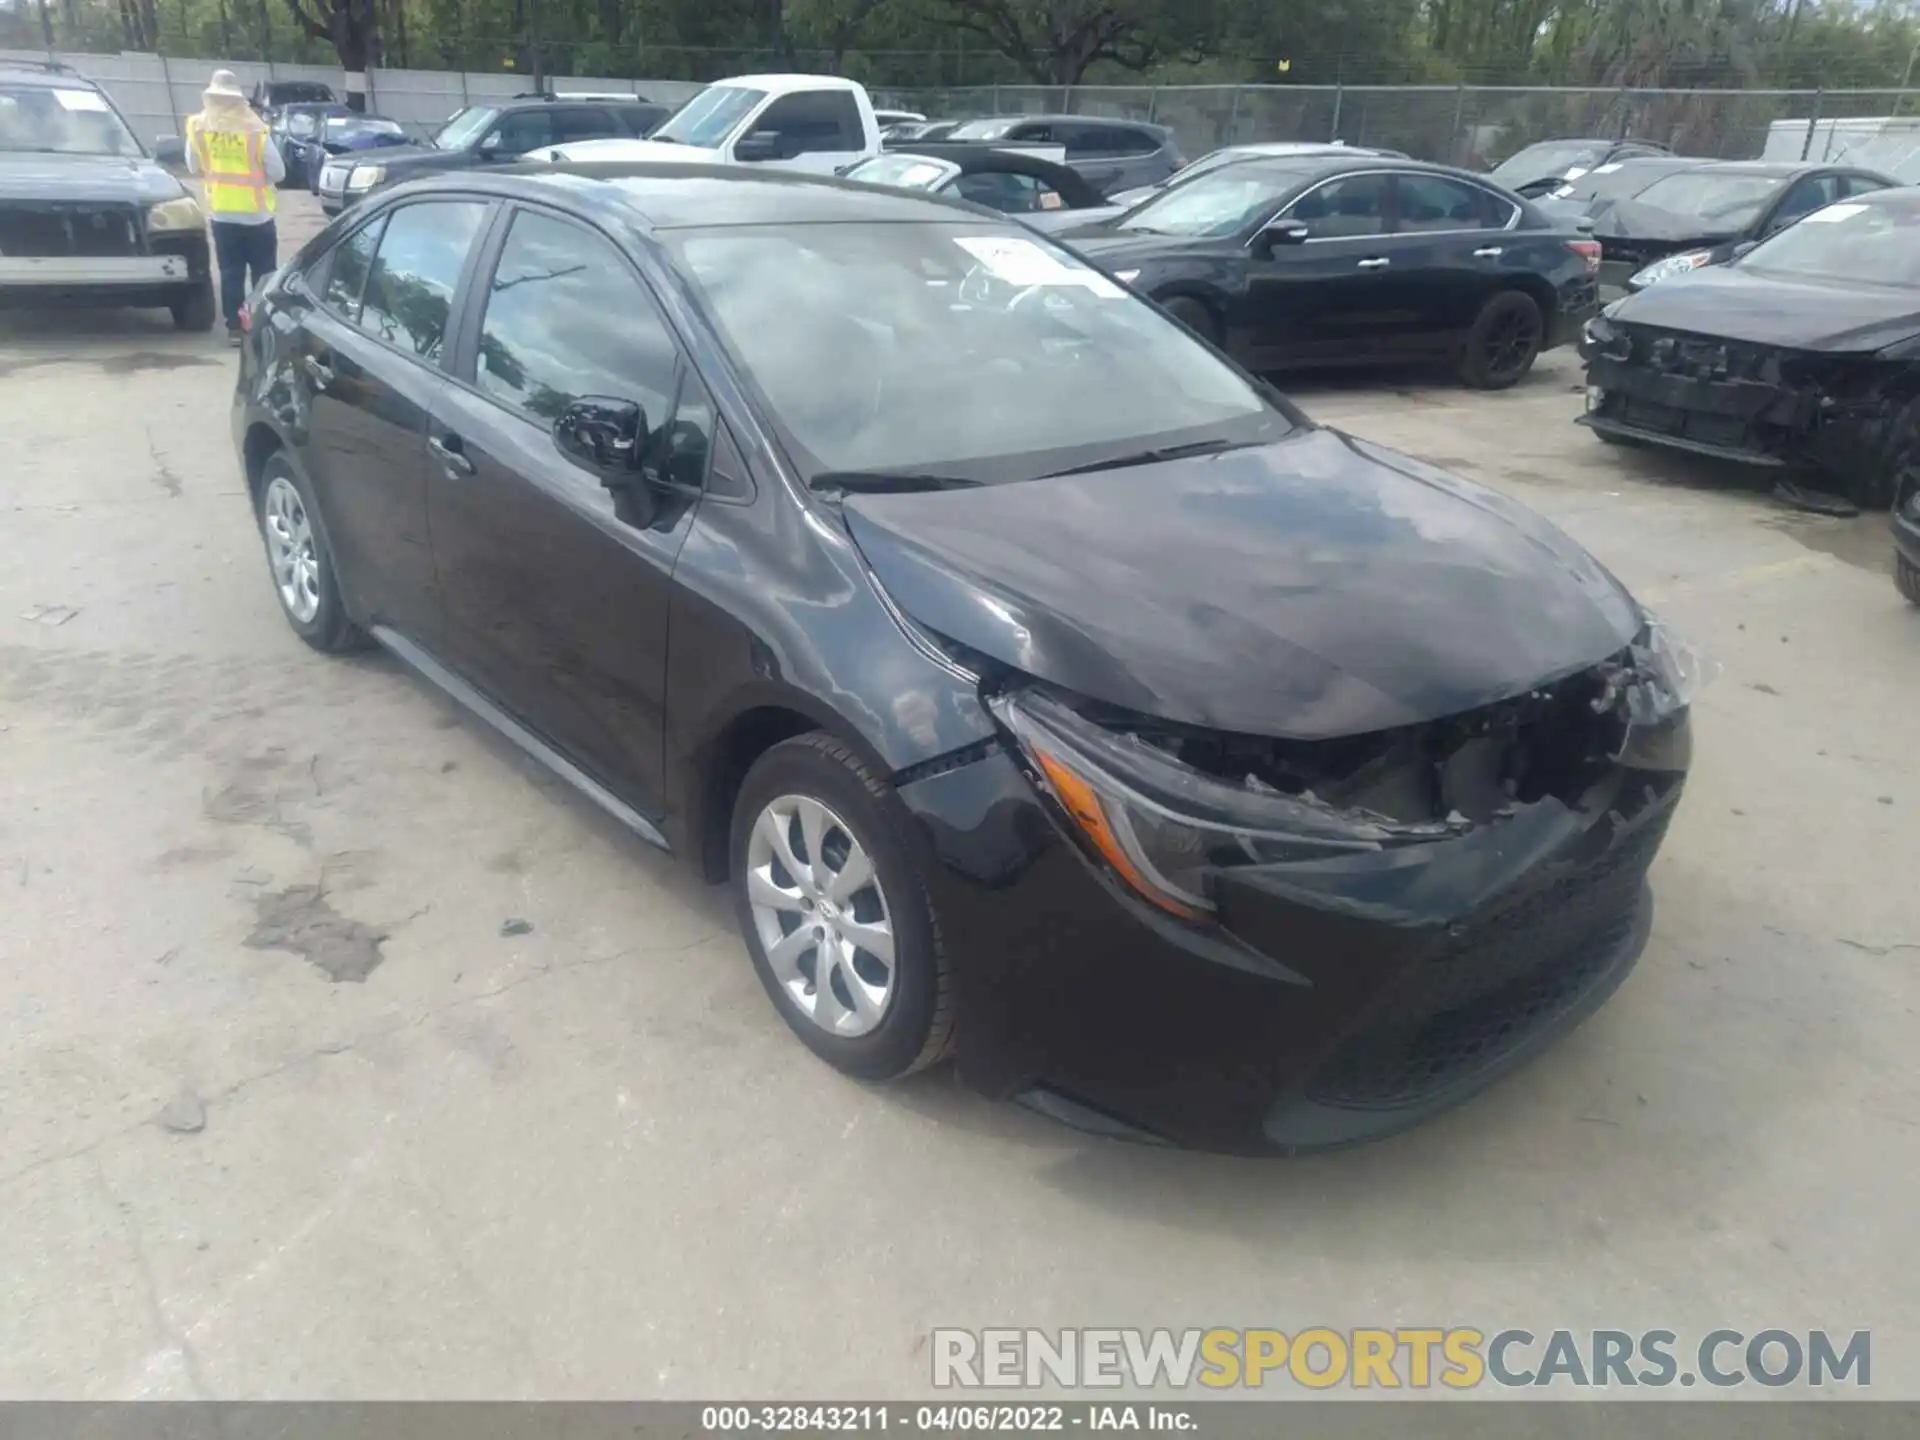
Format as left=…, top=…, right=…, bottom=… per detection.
left=1145, top=85, right=1158, bottom=122
left=1448, top=84, right=1466, bottom=164
left=1226, top=84, right=1242, bottom=145
left=158, top=52, right=180, bottom=139
left=1801, top=88, right=1824, bottom=160
left=1329, top=82, right=1343, bottom=140
left=991, top=81, right=999, bottom=113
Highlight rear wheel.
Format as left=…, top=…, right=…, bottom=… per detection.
left=255, top=453, right=365, bottom=653
left=1459, top=290, right=1544, bottom=390
left=170, top=280, right=216, bottom=332
left=729, top=733, right=954, bottom=1081
left=1157, top=294, right=1220, bottom=346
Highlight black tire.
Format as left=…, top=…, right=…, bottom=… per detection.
left=1158, top=294, right=1220, bottom=345
left=1850, top=397, right=1920, bottom=511
left=1897, top=553, right=1920, bottom=607
left=729, top=732, right=955, bottom=1082
left=1458, top=289, right=1545, bottom=390
left=254, top=452, right=366, bottom=653
left=1594, top=430, right=1643, bottom=449
left=170, top=280, right=217, bottom=333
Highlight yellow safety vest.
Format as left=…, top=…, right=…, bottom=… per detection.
left=187, top=118, right=277, bottom=219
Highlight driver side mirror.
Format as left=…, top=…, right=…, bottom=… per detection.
left=478, top=132, right=503, bottom=158
left=153, top=135, right=185, bottom=168
left=733, top=130, right=785, bottom=163
left=1253, top=218, right=1311, bottom=255
left=554, top=397, right=655, bottom=525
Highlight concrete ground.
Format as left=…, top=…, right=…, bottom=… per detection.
left=2, top=191, right=1917, bottom=1401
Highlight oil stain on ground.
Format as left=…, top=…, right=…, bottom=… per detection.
left=0, top=351, right=220, bottom=380
left=245, top=884, right=389, bottom=983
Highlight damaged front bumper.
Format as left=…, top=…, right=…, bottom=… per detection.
left=894, top=636, right=1698, bottom=1155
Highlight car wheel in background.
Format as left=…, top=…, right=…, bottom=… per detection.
left=729, top=732, right=955, bottom=1082
left=1157, top=294, right=1220, bottom=346
left=170, top=280, right=217, bottom=332
left=1459, top=290, right=1544, bottom=390
left=1897, top=553, right=1920, bottom=606
left=1856, top=397, right=1920, bottom=511
left=255, top=454, right=365, bottom=653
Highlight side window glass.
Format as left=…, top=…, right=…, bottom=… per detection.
left=754, top=92, right=862, bottom=154
left=1066, top=126, right=1114, bottom=157
left=951, top=170, right=1044, bottom=212
left=659, top=371, right=714, bottom=490
left=1283, top=173, right=1390, bottom=238
left=475, top=209, right=679, bottom=436
left=357, top=201, right=487, bottom=359
left=488, top=110, right=553, bottom=157
left=1770, top=177, right=1836, bottom=230
left=1840, top=174, right=1890, bottom=200
left=1396, top=174, right=1508, bottom=231
left=554, top=107, right=617, bottom=143
left=319, top=214, right=386, bottom=323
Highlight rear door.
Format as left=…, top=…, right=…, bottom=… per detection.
left=283, top=198, right=491, bottom=642
left=427, top=205, right=709, bottom=810
left=1385, top=171, right=1525, bottom=349
left=550, top=105, right=623, bottom=145
left=481, top=107, right=556, bottom=162
left=1243, top=171, right=1416, bottom=365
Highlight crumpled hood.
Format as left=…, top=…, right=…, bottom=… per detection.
left=1587, top=198, right=1739, bottom=246
left=843, top=429, right=1642, bottom=740
left=0, top=152, right=185, bottom=204
left=1609, top=265, right=1920, bottom=352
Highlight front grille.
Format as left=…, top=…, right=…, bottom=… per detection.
left=0, top=203, right=142, bottom=258
left=1303, top=808, right=1672, bottom=1110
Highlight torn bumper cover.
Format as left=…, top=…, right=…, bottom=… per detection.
left=894, top=621, right=1704, bottom=1155
left=1580, top=316, right=1906, bottom=483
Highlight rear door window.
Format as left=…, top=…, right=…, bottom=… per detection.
left=357, top=200, right=489, bottom=360
left=317, top=215, right=387, bottom=324
left=552, top=107, right=619, bottom=143
left=752, top=91, right=863, bottom=153
left=1394, top=173, right=1514, bottom=232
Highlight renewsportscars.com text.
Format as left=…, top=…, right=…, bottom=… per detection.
left=932, top=1328, right=1871, bottom=1391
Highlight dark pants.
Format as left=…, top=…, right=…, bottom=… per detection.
left=212, top=219, right=279, bottom=330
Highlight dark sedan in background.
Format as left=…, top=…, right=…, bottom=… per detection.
left=291, top=112, right=411, bottom=193
left=232, top=163, right=1695, bottom=1154
left=1489, top=137, right=1673, bottom=198
left=1584, top=159, right=1895, bottom=292
left=842, top=144, right=1108, bottom=223
left=270, top=102, right=348, bottom=187
left=941, top=114, right=1184, bottom=195
left=1582, top=185, right=1920, bottom=512
left=1058, top=155, right=1600, bottom=388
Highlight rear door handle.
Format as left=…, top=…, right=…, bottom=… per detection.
left=302, top=353, right=335, bottom=388
left=1356, top=257, right=1390, bottom=270
left=428, top=433, right=476, bottom=479
left=1473, top=246, right=1505, bottom=258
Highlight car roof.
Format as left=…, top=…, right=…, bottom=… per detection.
left=462, top=162, right=989, bottom=229
left=1200, top=154, right=1508, bottom=185
left=718, top=73, right=865, bottom=95
left=0, top=65, right=102, bottom=93
left=1684, top=159, right=1859, bottom=176
left=964, top=113, right=1166, bottom=132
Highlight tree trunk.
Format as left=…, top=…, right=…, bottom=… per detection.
left=37, top=0, right=55, bottom=50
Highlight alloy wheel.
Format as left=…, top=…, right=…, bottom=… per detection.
left=262, top=474, right=321, bottom=624
left=1483, top=307, right=1540, bottom=380
left=745, top=793, right=896, bottom=1038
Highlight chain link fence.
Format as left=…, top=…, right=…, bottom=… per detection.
left=881, top=83, right=1920, bottom=176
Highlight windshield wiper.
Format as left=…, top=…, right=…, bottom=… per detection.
left=1037, top=437, right=1255, bottom=480
left=808, top=470, right=983, bottom=495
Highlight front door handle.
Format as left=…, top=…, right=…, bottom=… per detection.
left=428, top=433, right=476, bottom=479
left=302, top=353, right=335, bottom=389
left=1473, top=246, right=1505, bottom=258
left=1356, top=257, right=1390, bottom=269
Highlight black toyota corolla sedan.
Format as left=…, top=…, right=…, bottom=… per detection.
left=1055, top=155, right=1600, bottom=389
left=233, top=165, right=1697, bottom=1154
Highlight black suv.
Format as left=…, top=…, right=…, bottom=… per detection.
left=0, top=61, right=217, bottom=329
left=315, top=93, right=668, bottom=213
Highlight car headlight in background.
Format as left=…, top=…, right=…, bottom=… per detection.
left=346, top=163, right=386, bottom=191
left=146, top=195, right=204, bottom=232
left=990, top=690, right=1463, bottom=919
left=1629, top=249, right=1714, bottom=288
left=1113, top=268, right=1142, bottom=285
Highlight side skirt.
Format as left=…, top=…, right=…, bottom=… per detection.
left=370, top=624, right=671, bottom=853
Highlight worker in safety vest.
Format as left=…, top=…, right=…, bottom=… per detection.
left=185, top=69, right=286, bottom=345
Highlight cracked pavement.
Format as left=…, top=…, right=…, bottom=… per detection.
left=2, top=193, right=1918, bottom=1399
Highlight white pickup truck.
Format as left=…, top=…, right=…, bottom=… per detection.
left=532, top=73, right=883, bottom=173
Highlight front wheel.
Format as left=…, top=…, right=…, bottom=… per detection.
left=729, top=733, right=955, bottom=1081
left=1459, top=290, right=1544, bottom=390
left=1157, top=294, right=1220, bottom=346
left=170, top=280, right=216, bottom=332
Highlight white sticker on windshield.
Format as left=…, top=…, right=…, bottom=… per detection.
left=53, top=88, right=111, bottom=112
left=1592, top=162, right=1623, bottom=175
left=897, top=162, right=947, bottom=188
left=953, top=234, right=1123, bottom=297
left=1564, top=166, right=1590, bottom=180
left=1804, top=202, right=1868, bottom=223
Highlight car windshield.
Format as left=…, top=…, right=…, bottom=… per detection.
left=1551, top=159, right=1692, bottom=203
left=846, top=154, right=960, bottom=191
left=1738, top=191, right=1920, bottom=288
left=660, top=219, right=1289, bottom=478
left=947, top=118, right=1021, bottom=141
left=1630, top=170, right=1788, bottom=227
left=651, top=85, right=765, bottom=147
left=329, top=116, right=403, bottom=139
left=0, top=83, right=141, bottom=156
left=1491, top=141, right=1605, bottom=182
left=1116, top=162, right=1306, bottom=237
left=433, top=106, right=496, bottom=150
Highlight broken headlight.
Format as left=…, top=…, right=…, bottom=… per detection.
left=1630, top=249, right=1715, bottom=288
left=990, top=690, right=1462, bottom=920
left=1601, top=613, right=1714, bottom=771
